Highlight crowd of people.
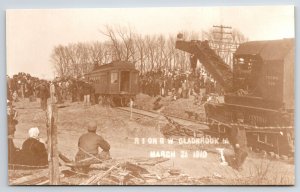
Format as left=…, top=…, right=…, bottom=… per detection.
left=6, top=73, right=97, bottom=110
left=7, top=73, right=107, bottom=170
left=7, top=73, right=46, bottom=103
left=7, top=67, right=222, bottom=110
left=7, top=67, right=246, bottom=172
left=139, top=68, right=222, bottom=101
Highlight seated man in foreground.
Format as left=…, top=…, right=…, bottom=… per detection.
left=75, top=121, right=111, bottom=171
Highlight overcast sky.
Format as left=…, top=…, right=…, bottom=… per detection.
left=6, top=6, right=294, bottom=79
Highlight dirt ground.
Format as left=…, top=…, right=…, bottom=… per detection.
left=11, top=98, right=295, bottom=185
left=134, top=93, right=206, bottom=118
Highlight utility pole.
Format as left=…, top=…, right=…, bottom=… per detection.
left=211, top=25, right=238, bottom=68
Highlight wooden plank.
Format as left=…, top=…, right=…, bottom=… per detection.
left=36, top=179, right=49, bottom=185
left=35, top=171, right=67, bottom=185
left=22, top=176, right=48, bottom=185
left=64, top=157, right=103, bottom=168
left=10, top=169, right=49, bottom=185
left=80, top=163, right=120, bottom=185
left=59, top=152, right=72, bottom=163
left=136, top=158, right=169, bottom=166
left=10, top=166, right=68, bottom=185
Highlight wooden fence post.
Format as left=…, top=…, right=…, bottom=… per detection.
left=47, top=104, right=59, bottom=185
left=130, top=99, right=133, bottom=120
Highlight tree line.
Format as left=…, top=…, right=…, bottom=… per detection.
left=51, top=25, right=247, bottom=78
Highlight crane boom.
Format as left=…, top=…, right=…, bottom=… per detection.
left=175, top=39, right=233, bottom=92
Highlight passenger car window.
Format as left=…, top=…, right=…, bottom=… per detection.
left=111, top=72, right=118, bottom=84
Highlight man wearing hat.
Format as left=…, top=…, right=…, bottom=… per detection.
left=75, top=121, right=111, bottom=170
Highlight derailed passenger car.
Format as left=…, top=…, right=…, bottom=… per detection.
left=85, top=61, right=139, bottom=106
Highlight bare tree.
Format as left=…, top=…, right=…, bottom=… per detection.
left=100, top=24, right=137, bottom=62
left=51, top=24, right=248, bottom=78
left=144, top=35, right=157, bottom=71
left=51, top=45, right=72, bottom=78
left=117, top=25, right=136, bottom=62
left=134, top=34, right=148, bottom=74
left=100, top=25, right=123, bottom=61
left=232, top=29, right=248, bottom=44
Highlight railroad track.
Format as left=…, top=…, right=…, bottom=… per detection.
left=116, top=107, right=294, bottom=162
left=116, top=107, right=209, bottom=130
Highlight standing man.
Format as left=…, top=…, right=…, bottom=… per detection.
left=20, top=81, right=25, bottom=99
left=90, top=83, right=96, bottom=105
left=227, top=119, right=248, bottom=171
left=39, top=82, right=49, bottom=111
left=50, top=81, right=56, bottom=104
left=7, top=75, right=12, bottom=101
left=56, top=82, right=63, bottom=104
left=7, top=100, right=20, bottom=164
left=71, top=80, right=77, bottom=102
left=83, top=81, right=91, bottom=106
left=7, top=100, right=18, bottom=136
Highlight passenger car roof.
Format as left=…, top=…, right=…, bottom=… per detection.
left=88, top=61, right=138, bottom=74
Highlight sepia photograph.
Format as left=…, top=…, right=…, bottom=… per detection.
left=6, top=6, right=295, bottom=185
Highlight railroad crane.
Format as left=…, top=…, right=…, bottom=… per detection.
left=175, top=34, right=294, bottom=157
